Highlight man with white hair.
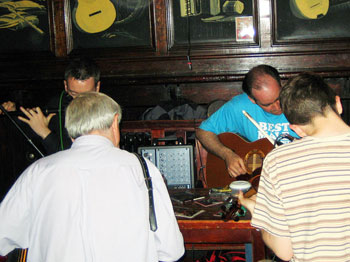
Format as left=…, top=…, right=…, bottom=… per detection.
left=0, top=92, right=184, bottom=262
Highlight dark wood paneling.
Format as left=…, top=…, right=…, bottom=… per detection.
left=0, top=0, right=349, bottom=83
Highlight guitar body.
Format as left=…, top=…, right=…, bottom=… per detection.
left=73, top=0, right=117, bottom=34
left=205, top=133, right=274, bottom=189
left=290, top=0, right=329, bottom=19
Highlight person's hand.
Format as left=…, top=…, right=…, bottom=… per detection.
left=18, top=106, right=55, bottom=139
left=238, top=191, right=256, bottom=215
left=224, top=151, right=248, bottom=177
left=0, top=101, right=16, bottom=114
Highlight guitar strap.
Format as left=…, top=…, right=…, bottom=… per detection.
left=133, top=153, right=158, bottom=232
left=58, top=90, right=65, bottom=151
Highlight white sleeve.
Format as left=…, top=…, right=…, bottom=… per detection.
left=146, top=160, right=185, bottom=261
left=0, top=166, right=33, bottom=255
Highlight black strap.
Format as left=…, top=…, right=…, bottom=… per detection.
left=133, top=153, right=158, bottom=232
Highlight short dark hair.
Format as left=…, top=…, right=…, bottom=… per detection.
left=242, top=65, right=281, bottom=97
left=280, top=72, right=337, bottom=125
left=64, top=57, right=100, bottom=86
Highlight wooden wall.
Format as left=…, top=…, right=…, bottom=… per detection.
left=0, top=0, right=349, bottom=119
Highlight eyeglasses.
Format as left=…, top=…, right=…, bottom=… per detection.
left=66, top=86, right=97, bottom=98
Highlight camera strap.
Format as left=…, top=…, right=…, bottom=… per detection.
left=133, top=153, right=158, bottom=232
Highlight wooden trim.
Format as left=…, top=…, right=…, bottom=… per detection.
left=178, top=220, right=265, bottom=262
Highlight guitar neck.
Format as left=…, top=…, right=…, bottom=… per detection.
left=7, top=6, right=44, bottom=34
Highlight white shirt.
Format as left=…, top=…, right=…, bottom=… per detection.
left=0, top=135, right=184, bottom=262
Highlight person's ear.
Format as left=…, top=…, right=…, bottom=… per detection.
left=335, top=96, right=343, bottom=115
left=289, top=124, right=307, bottom=138
left=95, top=81, right=101, bottom=93
left=111, top=114, right=120, bottom=147
left=64, top=80, right=68, bottom=92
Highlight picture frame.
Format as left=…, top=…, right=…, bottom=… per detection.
left=66, top=0, right=153, bottom=53
left=272, top=0, right=350, bottom=44
left=167, top=0, right=258, bottom=51
left=0, top=0, right=51, bottom=53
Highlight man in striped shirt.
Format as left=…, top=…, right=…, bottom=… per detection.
left=239, top=72, right=350, bottom=262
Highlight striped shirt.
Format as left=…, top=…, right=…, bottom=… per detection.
left=251, top=133, right=350, bottom=262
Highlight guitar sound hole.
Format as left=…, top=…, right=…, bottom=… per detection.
left=89, top=10, right=102, bottom=17
left=244, top=149, right=265, bottom=175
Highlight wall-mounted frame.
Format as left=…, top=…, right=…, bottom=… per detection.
left=0, top=0, right=52, bottom=54
left=66, top=0, right=154, bottom=54
left=272, top=0, right=350, bottom=44
left=167, top=0, right=259, bottom=51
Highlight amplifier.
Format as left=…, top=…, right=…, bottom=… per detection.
left=138, top=145, right=194, bottom=189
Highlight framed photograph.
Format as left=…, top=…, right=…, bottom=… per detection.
left=273, top=0, right=350, bottom=43
left=68, top=0, right=152, bottom=51
left=168, top=0, right=258, bottom=49
left=0, top=0, right=51, bottom=53
left=235, top=16, right=254, bottom=42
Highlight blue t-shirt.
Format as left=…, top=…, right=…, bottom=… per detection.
left=200, top=93, right=298, bottom=142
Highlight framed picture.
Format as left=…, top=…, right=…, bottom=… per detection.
left=235, top=16, right=254, bottom=42
left=273, top=0, right=350, bottom=43
left=168, top=0, right=258, bottom=50
left=0, top=0, right=51, bottom=53
left=68, top=0, right=152, bottom=51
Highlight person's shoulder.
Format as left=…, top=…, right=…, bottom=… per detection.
left=18, top=152, right=62, bottom=180
left=266, top=137, right=306, bottom=160
left=109, top=148, right=144, bottom=166
left=230, top=93, right=247, bottom=101
left=229, top=93, right=252, bottom=106
left=36, top=149, right=70, bottom=166
left=234, top=93, right=248, bottom=100
left=222, top=93, right=253, bottom=114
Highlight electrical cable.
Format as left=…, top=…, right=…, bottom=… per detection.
left=58, top=90, right=65, bottom=151
left=186, top=0, right=193, bottom=70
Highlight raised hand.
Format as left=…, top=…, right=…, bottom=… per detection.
left=237, top=191, right=256, bottom=215
left=0, top=101, right=16, bottom=114
left=18, top=107, right=56, bottom=139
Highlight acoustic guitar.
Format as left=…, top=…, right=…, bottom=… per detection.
left=205, top=133, right=274, bottom=190
left=73, top=0, right=117, bottom=34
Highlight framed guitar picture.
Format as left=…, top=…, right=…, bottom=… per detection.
left=272, top=0, right=350, bottom=43
left=167, top=0, right=259, bottom=52
left=0, top=0, right=51, bottom=53
left=67, top=0, right=152, bottom=52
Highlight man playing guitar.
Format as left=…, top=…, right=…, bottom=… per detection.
left=196, top=65, right=298, bottom=178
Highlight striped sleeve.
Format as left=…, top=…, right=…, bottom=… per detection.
left=251, top=155, right=290, bottom=237
left=250, top=134, right=350, bottom=262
